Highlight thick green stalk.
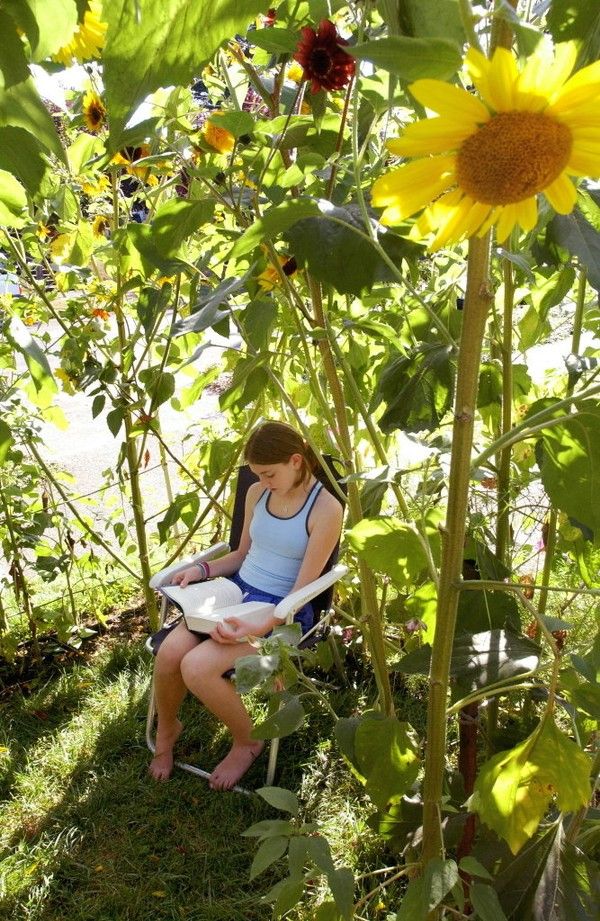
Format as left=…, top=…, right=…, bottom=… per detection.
left=496, top=255, right=514, bottom=565
left=111, top=174, right=158, bottom=629
left=422, top=234, right=492, bottom=876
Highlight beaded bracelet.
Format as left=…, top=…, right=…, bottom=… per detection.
left=197, top=560, right=210, bottom=581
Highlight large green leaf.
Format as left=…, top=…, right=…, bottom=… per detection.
left=533, top=824, right=600, bottom=921
left=0, top=127, right=47, bottom=194
left=547, top=0, right=600, bottom=66
left=351, top=36, right=462, bottom=81
left=395, top=629, right=540, bottom=692
left=354, top=714, right=420, bottom=810
left=373, top=343, right=456, bottom=434
left=0, top=419, right=13, bottom=466
left=151, top=198, right=215, bottom=257
left=470, top=717, right=592, bottom=854
left=6, top=317, right=57, bottom=398
left=103, top=0, right=268, bottom=143
left=252, top=695, right=305, bottom=740
left=457, top=589, right=520, bottom=633
left=537, top=401, right=600, bottom=540
left=284, top=202, right=422, bottom=296
left=0, top=76, right=65, bottom=161
left=3, top=0, right=78, bottom=61
left=0, top=168, right=27, bottom=226
left=346, top=517, right=429, bottom=588
left=231, top=198, right=321, bottom=258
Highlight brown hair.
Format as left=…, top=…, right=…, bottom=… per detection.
left=244, top=421, right=318, bottom=485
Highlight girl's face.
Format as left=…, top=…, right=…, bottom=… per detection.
left=249, top=454, right=304, bottom=494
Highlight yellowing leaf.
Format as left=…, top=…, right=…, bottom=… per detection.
left=152, top=890, right=167, bottom=897
left=469, top=716, right=591, bottom=854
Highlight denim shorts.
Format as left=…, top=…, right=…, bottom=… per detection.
left=229, top=571, right=314, bottom=635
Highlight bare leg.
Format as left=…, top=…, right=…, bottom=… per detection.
left=149, top=622, right=200, bottom=781
left=180, top=640, right=264, bottom=790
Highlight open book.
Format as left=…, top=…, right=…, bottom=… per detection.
left=158, top=577, right=275, bottom=637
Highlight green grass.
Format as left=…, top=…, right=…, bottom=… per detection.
left=0, top=614, right=416, bottom=921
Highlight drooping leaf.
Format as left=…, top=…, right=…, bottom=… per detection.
left=284, top=201, right=422, bottom=296
left=549, top=210, right=600, bottom=291
left=249, top=836, right=289, bottom=880
left=103, top=0, right=269, bottom=143
left=395, top=877, right=426, bottom=920
left=351, top=36, right=462, bottom=81
left=346, top=517, right=428, bottom=588
left=373, top=344, right=456, bottom=434
left=173, top=276, right=248, bottom=336
left=533, top=822, right=600, bottom=921
left=235, top=652, right=281, bottom=693
left=6, top=317, right=56, bottom=397
left=139, top=367, right=175, bottom=408
left=354, top=714, right=420, bottom=809
left=0, top=127, right=47, bottom=194
left=537, top=401, right=600, bottom=540
left=470, top=717, right=592, bottom=854
left=252, top=695, right=305, bottom=740
left=3, top=0, right=78, bottom=61
left=0, top=76, right=65, bottom=161
left=0, top=10, right=30, bottom=90
left=0, top=168, right=27, bottom=226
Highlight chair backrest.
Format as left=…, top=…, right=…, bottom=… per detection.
left=228, top=456, right=346, bottom=616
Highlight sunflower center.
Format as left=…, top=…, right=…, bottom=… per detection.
left=456, top=111, right=572, bottom=204
left=311, top=48, right=333, bottom=77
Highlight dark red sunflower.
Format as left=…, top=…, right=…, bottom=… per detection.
left=293, top=19, right=355, bottom=94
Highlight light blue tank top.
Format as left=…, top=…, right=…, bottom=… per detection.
left=238, top=481, right=323, bottom=596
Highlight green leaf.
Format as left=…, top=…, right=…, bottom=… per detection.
left=0, top=127, right=47, bottom=194
left=150, top=198, right=215, bottom=257
left=537, top=401, right=600, bottom=539
left=0, top=11, right=30, bottom=90
left=346, top=517, right=428, bottom=588
left=549, top=210, right=600, bottom=292
left=284, top=201, right=422, bottom=296
left=173, top=276, right=247, bottom=336
left=0, top=76, right=65, bottom=161
left=91, top=394, right=105, bottom=419
left=7, top=317, right=56, bottom=397
left=471, top=882, right=509, bottom=921
left=533, top=823, right=600, bottom=921
left=469, top=717, right=592, bottom=854
left=256, top=786, right=299, bottom=817
left=459, top=857, right=492, bottom=881
left=396, top=877, right=426, bottom=920
left=354, top=714, right=420, bottom=809
left=351, top=36, right=462, bottom=81
left=247, top=26, right=299, bottom=54
left=103, top=0, right=269, bottom=143
left=67, top=133, right=105, bottom=175
left=547, top=1, right=600, bottom=67
left=242, top=818, right=294, bottom=839
left=249, top=836, right=288, bottom=880
left=457, top=589, right=521, bottom=634
left=0, top=419, right=13, bottom=466
left=252, top=695, right=305, bottom=740
left=0, top=168, right=27, bottom=227
left=423, top=858, right=459, bottom=912
left=235, top=652, right=281, bottom=693
left=106, top=406, right=124, bottom=438
left=400, top=0, right=466, bottom=44
left=272, top=876, right=305, bottom=917
left=139, top=368, right=175, bottom=408
left=126, top=222, right=188, bottom=275
left=157, top=491, right=200, bottom=543
left=491, top=824, right=558, bottom=918
left=231, top=198, right=320, bottom=258
left=3, top=0, right=78, bottom=61
left=207, top=110, right=255, bottom=139
left=328, top=867, right=354, bottom=921
left=374, top=344, right=456, bottom=434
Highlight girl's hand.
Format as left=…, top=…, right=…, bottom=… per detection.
left=170, top=564, right=204, bottom=588
left=211, top=612, right=276, bottom=644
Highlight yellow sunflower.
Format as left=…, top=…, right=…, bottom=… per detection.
left=92, top=215, right=110, bottom=238
left=82, top=90, right=106, bottom=133
left=372, top=43, right=600, bottom=250
left=54, top=0, right=107, bottom=65
left=201, top=118, right=236, bottom=154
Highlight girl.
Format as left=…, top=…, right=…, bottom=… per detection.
left=149, top=421, right=344, bottom=790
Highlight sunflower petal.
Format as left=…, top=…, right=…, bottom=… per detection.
left=496, top=203, right=519, bottom=243
left=567, top=148, right=600, bottom=177
left=486, top=48, right=519, bottom=111
left=550, top=59, right=600, bottom=114
left=372, top=156, right=455, bottom=222
left=408, top=79, right=489, bottom=123
left=544, top=172, right=577, bottom=213
left=516, top=196, right=538, bottom=232
left=430, top=196, right=491, bottom=250
left=387, top=118, right=476, bottom=156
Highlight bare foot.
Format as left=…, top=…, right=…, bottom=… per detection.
left=149, top=718, right=183, bottom=781
left=209, top=741, right=264, bottom=791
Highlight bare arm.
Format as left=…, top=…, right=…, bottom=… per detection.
left=170, top=483, right=263, bottom=587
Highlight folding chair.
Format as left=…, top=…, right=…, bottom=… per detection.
left=145, top=460, right=348, bottom=791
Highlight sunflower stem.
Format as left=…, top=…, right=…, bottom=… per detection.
left=421, top=233, right=492, bottom=894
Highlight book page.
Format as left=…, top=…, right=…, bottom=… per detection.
left=184, top=601, right=276, bottom=638
left=159, top=577, right=243, bottom=616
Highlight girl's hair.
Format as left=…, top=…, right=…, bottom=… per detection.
left=244, top=421, right=318, bottom=485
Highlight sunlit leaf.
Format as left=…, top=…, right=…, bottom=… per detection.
left=347, top=517, right=428, bottom=588
left=470, top=717, right=592, bottom=854
left=0, top=168, right=27, bottom=226
left=0, top=10, right=30, bottom=89
left=354, top=714, right=420, bottom=809
left=0, top=420, right=13, bottom=466
left=351, top=36, right=462, bottom=81
left=7, top=317, right=57, bottom=397
left=4, top=0, right=78, bottom=61
left=0, top=76, right=65, bottom=161
left=0, top=127, right=47, bottom=194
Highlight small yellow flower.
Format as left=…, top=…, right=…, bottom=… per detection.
left=372, top=42, right=600, bottom=249
left=287, top=62, right=305, bottom=84
left=36, top=223, right=52, bottom=240
left=257, top=255, right=297, bottom=290
left=56, top=367, right=77, bottom=394
left=157, top=275, right=176, bottom=287
left=54, top=0, right=107, bottom=65
left=92, top=215, right=110, bottom=238
left=80, top=174, right=110, bottom=197
left=202, top=117, right=235, bottom=154
left=82, top=90, right=106, bottom=133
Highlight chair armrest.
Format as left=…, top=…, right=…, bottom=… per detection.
left=149, top=542, right=230, bottom=588
left=273, top=564, right=348, bottom=624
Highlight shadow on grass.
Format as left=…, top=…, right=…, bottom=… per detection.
left=0, top=639, right=279, bottom=921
